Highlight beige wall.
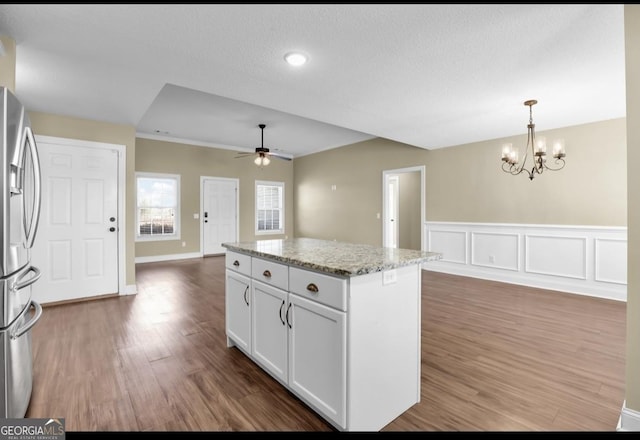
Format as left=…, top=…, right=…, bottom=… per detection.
left=427, top=118, right=627, bottom=226
left=398, top=171, right=421, bottom=250
left=625, top=4, right=640, bottom=413
left=28, top=112, right=137, bottom=286
left=0, top=35, right=16, bottom=92
left=135, top=137, right=294, bottom=258
left=295, top=118, right=626, bottom=248
left=294, top=137, right=427, bottom=246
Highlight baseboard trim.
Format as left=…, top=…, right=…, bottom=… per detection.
left=122, top=284, right=137, bottom=295
left=618, top=401, right=640, bottom=431
left=41, top=292, right=119, bottom=308
left=422, top=264, right=626, bottom=302
left=135, top=252, right=202, bottom=264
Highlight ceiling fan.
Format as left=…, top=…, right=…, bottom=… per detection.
left=235, top=124, right=292, bottom=166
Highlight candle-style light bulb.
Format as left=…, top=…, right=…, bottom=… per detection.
left=535, top=136, right=547, bottom=155
left=502, top=143, right=512, bottom=160
left=552, top=139, right=566, bottom=158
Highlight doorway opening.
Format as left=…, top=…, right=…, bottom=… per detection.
left=382, top=166, right=425, bottom=250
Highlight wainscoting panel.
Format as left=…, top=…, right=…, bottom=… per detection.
left=423, top=222, right=627, bottom=301
left=525, top=235, right=587, bottom=280
left=427, top=230, right=467, bottom=264
left=471, top=232, right=519, bottom=272
left=595, top=238, right=627, bottom=285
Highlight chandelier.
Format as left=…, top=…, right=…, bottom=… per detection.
left=501, top=100, right=566, bottom=180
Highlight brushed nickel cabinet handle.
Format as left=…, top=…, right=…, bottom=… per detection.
left=306, top=283, right=319, bottom=293
left=243, top=285, right=249, bottom=306
left=279, top=300, right=285, bottom=325
left=233, top=260, right=240, bottom=266
left=263, top=270, right=272, bottom=278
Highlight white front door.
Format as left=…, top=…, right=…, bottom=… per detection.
left=202, top=177, right=238, bottom=255
left=31, top=139, right=119, bottom=304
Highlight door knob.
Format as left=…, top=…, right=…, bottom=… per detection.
left=109, top=227, right=116, bottom=232
left=109, top=217, right=116, bottom=222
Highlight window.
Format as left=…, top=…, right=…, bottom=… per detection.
left=136, top=172, right=180, bottom=241
left=256, top=180, right=284, bottom=235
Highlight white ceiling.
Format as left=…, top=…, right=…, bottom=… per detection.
left=0, top=4, right=626, bottom=157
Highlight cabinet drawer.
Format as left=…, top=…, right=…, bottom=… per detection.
left=252, top=257, right=288, bottom=291
left=289, top=267, right=347, bottom=312
left=225, top=250, right=251, bottom=276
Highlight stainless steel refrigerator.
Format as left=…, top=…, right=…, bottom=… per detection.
left=0, top=86, right=43, bottom=418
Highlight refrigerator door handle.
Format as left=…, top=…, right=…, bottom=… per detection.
left=11, top=300, right=43, bottom=340
left=13, top=266, right=41, bottom=291
left=23, top=126, right=42, bottom=249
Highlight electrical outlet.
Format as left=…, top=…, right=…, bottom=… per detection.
left=383, top=269, right=397, bottom=285
left=182, top=241, right=186, bottom=247
left=489, top=255, right=495, bottom=263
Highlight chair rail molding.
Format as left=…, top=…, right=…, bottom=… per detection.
left=423, top=221, right=627, bottom=302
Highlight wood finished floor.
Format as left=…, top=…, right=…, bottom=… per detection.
left=26, top=256, right=626, bottom=431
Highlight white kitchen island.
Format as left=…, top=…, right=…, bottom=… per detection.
left=221, top=237, right=441, bottom=432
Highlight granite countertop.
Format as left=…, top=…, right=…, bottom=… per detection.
left=222, top=237, right=442, bottom=277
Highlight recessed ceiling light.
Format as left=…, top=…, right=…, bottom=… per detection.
left=284, top=52, right=308, bottom=67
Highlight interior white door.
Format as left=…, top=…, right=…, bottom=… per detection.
left=31, top=141, right=119, bottom=304
left=203, top=178, right=238, bottom=255
left=384, top=176, right=399, bottom=248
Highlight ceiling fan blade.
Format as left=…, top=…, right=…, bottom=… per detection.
left=268, top=151, right=293, bottom=160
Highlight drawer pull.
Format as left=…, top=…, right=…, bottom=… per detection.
left=243, top=285, right=249, bottom=306
left=306, top=283, right=319, bottom=293
left=233, top=260, right=240, bottom=267
left=263, top=270, right=272, bottom=278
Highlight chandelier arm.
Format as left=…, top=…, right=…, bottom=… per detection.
left=542, top=158, right=566, bottom=171
left=503, top=161, right=532, bottom=179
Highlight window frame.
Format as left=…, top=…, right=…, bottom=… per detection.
left=255, top=180, right=285, bottom=235
left=135, top=172, right=181, bottom=242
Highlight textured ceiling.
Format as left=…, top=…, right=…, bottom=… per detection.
left=0, top=4, right=626, bottom=157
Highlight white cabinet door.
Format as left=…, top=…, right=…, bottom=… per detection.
left=225, top=270, right=252, bottom=353
left=288, top=293, right=346, bottom=429
left=251, top=280, right=288, bottom=384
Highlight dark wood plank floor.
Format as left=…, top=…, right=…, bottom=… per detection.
left=25, top=256, right=626, bottom=431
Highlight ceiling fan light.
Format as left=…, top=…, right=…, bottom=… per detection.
left=254, top=155, right=263, bottom=165
left=284, top=52, right=307, bottom=67
left=262, top=156, right=270, bottom=166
